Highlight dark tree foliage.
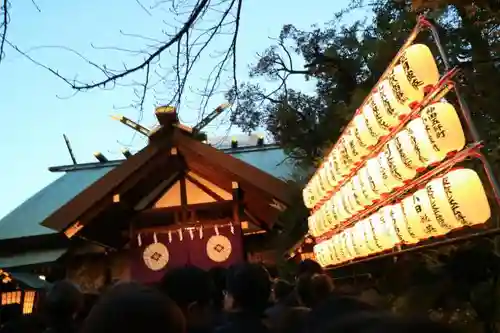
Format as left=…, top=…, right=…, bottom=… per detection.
left=229, top=0, right=500, bottom=331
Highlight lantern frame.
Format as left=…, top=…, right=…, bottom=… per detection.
left=302, top=15, right=500, bottom=269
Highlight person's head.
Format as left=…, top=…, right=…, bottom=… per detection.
left=272, top=279, right=294, bottom=303
left=80, top=282, right=184, bottom=333
left=160, top=266, right=214, bottom=330
left=208, top=266, right=227, bottom=310
left=296, top=259, right=324, bottom=280
left=224, top=263, right=271, bottom=314
left=296, top=273, right=333, bottom=307
left=43, top=280, right=83, bottom=323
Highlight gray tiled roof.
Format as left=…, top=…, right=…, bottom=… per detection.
left=0, top=148, right=293, bottom=241
left=0, top=167, right=114, bottom=240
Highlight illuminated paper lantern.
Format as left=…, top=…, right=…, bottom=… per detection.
left=354, top=114, right=378, bottom=148
left=325, top=197, right=340, bottom=230
left=388, top=203, right=420, bottom=244
left=352, top=175, right=372, bottom=207
left=402, top=188, right=448, bottom=240
left=344, top=228, right=359, bottom=259
left=326, top=239, right=340, bottom=266
left=352, top=222, right=370, bottom=257
left=362, top=103, right=390, bottom=140
left=388, top=64, right=423, bottom=107
left=303, top=187, right=316, bottom=209
left=385, top=139, right=417, bottom=181
left=369, top=212, right=397, bottom=250
left=324, top=154, right=340, bottom=188
left=367, top=157, right=389, bottom=194
left=334, top=192, right=350, bottom=222
left=405, top=118, right=434, bottom=167
left=344, top=180, right=363, bottom=213
left=400, top=44, right=439, bottom=94
left=393, top=129, right=427, bottom=170
left=308, top=215, right=319, bottom=237
left=331, top=147, right=350, bottom=177
left=377, top=151, right=404, bottom=191
left=378, top=79, right=412, bottom=120
left=440, top=168, right=491, bottom=226
left=358, top=219, right=380, bottom=254
left=332, top=233, right=346, bottom=263
left=313, top=243, right=328, bottom=267
left=369, top=93, right=393, bottom=131
left=337, top=136, right=356, bottom=172
left=420, top=102, right=466, bottom=163
left=340, top=231, right=355, bottom=261
left=348, top=126, right=370, bottom=162
left=358, top=166, right=379, bottom=203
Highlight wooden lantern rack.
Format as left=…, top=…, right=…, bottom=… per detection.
left=306, top=16, right=500, bottom=269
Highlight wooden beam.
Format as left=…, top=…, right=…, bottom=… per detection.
left=232, top=181, right=240, bottom=224
left=179, top=175, right=188, bottom=223
left=185, top=173, right=225, bottom=202
left=42, top=143, right=161, bottom=231
left=134, top=172, right=179, bottom=211
left=64, top=221, right=84, bottom=238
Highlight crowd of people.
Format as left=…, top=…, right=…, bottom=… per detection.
left=0, top=260, right=456, bottom=333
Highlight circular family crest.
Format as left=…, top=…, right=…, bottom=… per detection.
left=206, top=235, right=232, bottom=263
left=143, top=242, right=169, bottom=271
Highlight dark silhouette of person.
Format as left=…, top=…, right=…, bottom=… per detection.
left=208, top=267, right=228, bottom=327
left=297, top=274, right=375, bottom=333
left=215, top=263, right=271, bottom=333
left=160, top=266, right=215, bottom=333
left=80, top=282, right=184, bottom=333
left=264, top=279, right=295, bottom=329
left=42, top=280, right=83, bottom=333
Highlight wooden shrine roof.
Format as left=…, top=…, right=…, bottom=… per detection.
left=25, top=120, right=294, bottom=246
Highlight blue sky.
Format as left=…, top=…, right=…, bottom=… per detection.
left=0, top=0, right=364, bottom=218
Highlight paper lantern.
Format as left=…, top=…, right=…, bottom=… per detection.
left=358, top=166, right=379, bottom=203
left=367, top=157, right=389, bottom=194
left=388, top=203, right=420, bottom=244
left=326, top=238, right=341, bottom=266
left=399, top=44, right=439, bottom=94
left=393, top=129, right=427, bottom=170
left=385, top=139, right=417, bottom=182
left=342, top=128, right=368, bottom=166
left=313, top=243, right=328, bottom=267
left=377, top=151, right=404, bottom=191
left=303, top=187, right=315, bottom=209
left=344, top=180, right=363, bottom=213
left=351, top=174, right=372, bottom=207
left=370, top=93, right=393, bottom=131
left=387, top=64, right=423, bottom=107
left=344, top=228, right=359, bottom=259
left=420, top=102, right=466, bottom=163
left=354, top=114, right=378, bottom=148
left=308, top=215, right=319, bottom=237
left=358, top=218, right=380, bottom=254
left=332, top=234, right=348, bottom=263
left=325, top=154, right=340, bottom=188
left=334, top=192, right=350, bottom=222
left=338, top=137, right=355, bottom=172
left=402, top=188, right=448, bottom=239
left=405, top=118, right=434, bottom=166
left=440, top=168, right=491, bottom=226
left=378, top=79, right=412, bottom=120
left=378, top=207, right=401, bottom=247
left=362, top=103, right=390, bottom=140
left=331, top=147, right=350, bottom=177
left=368, top=212, right=397, bottom=250
left=352, top=221, right=371, bottom=256
left=340, top=231, right=355, bottom=261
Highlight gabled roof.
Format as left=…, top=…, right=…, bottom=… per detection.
left=0, top=144, right=294, bottom=242
left=39, top=127, right=293, bottom=237
left=0, top=167, right=114, bottom=240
